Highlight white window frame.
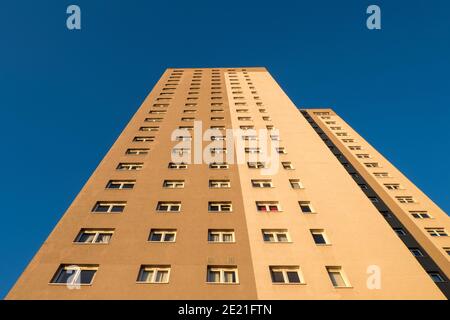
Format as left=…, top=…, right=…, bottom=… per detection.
left=168, top=162, right=188, bottom=169
left=208, top=202, right=232, bottom=212
left=126, top=148, right=149, bottom=155
left=156, top=202, right=181, bottom=212
left=326, top=266, right=351, bottom=288
left=289, top=179, right=304, bottom=189
left=117, top=163, right=143, bottom=171
left=209, top=162, right=229, bottom=169
left=148, top=229, right=177, bottom=242
left=269, top=266, right=303, bottom=284
left=208, top=230, right=235, bottom=243
left=52, top=265, right=98, bottom=285
left=207, top=266, right=239, bottom=284
left=426, top=228, right=448, bottom=237
left=251, top=179, right=273, bottom=188
left=163, top=180, right=185, bottom=188
left=137, top=266, right=171, bottom=284
left=262, top=230, right=291, bottom=243
left=75, top=229, right=114, bottom=244
left=256, top=201, right=281, bottom=212
left=209, top=180, right=231, bottom=188
left=92, top=202, right=126, bottom=213
left=106, top=180, right=135, bottom=189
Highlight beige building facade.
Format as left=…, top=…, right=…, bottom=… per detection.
left=7, top=67, right=449, bottom=299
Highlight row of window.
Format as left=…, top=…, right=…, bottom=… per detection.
left=51, top=264, right=355, bottom=287
left=91, top=201, right=316, bottom=214
left=106, top=179, right=303, bottom=190
left=116, top=161, right=295, bottom=170
left=74, top=228, right=331, bottom=245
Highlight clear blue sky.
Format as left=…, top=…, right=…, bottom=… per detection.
left=0, top=0, right=449, bottom=298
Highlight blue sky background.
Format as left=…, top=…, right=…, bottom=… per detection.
left=0, top=0, right=449, bottom=298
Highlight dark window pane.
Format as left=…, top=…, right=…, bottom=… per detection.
left=150, top=233, right=162, bottom=241
left=287, top=271, right=300, bottom=283
left=122, top=183, right=134, bottom=189
left=271, top=271, right=284, bottom=283
left=94, top=205, right=109, bottom=212
left=300, top=205, right=311, bottom=213
left=54, top=269, right=73, bottom=283
left=108, top=183, right=120, bottom=189
left=79, top=270, right=96, bottom=284
left=312, top=234, right=326, bottom=244
left=111, top=205, right=124, bottom=212
left=78, top=233, right=95, bottom=243
left=164, top=233, right=175, bottom=241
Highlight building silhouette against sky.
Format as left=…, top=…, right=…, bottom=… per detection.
left=7, top=67, right=449, bottom=299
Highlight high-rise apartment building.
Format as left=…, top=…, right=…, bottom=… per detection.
left=7, top=67, right=449, bottom=300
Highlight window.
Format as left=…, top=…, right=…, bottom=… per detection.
left=251, top=179, right=273, bottom=188
left=117, top=163, right=143, bottom=171
left=289, top=179, right=303, bottom=189
left=183, top=109, right=197, bottom=114
left=149, top=229, right=176, bottom=242
left=409, top=248, right=424, bottom=257
left=207, top=266, right=238, bottom=284
left=262, top=230, right=290, bottom=243
left=443, top=247, right=450, bottom=256
left=310, top=229, right=329, bottom=245
left=208, top=201, right=232, bottom=212
left=426, top=228, right=448, bottom=237
left=342, top=139, right=355, bottom=143
left=210, top=147, right=227, bottom=155
left=238, top=117, right=252, bottom=121
left=209, top=162, right=229, bottom=169
left=396, top=196, right=415, bottom=204
left=282, top=162, right=294, bottom=170
left=236, top=109, right=249, bottom=113
left=126, top=148, right=149, bottom=155
left=349, top=146, right=362, bottom=150
left=133, top=136, right=154, bottom=142
left=178, top=126, right=194, bottom=131
left=428, top=272, right=445, bottom=283
left=336, top=132, right=348, bottom=137
left=175, top=136, right=192, bottom=141
left=168, top=162, right=187, bottom=169
left=245, top=147, right=260, bottom=154
left=262, top=116, right=271, bottom=121
left=373, top=172, right=390, bottom=178
left=137, top=265, right=170, bottom=283
left=149, top=110, right=166, bottom=114
left=75, top=229, right=114, bottom=244
left=211, top=135, right=226, bottom=141
left=209, top=180, right=231, bottom=188
left=270, top=266, right=302, bottom=284
left=92, top=202, right=126, bottom=213
left=270, top=135, right=280, bottom=141
left=51, top=265, right=98, bottom=285
left=181, top=117, right=195, bottom=122
left=163, top=180, right=185, bottom=188
left=156, top=202, right=181, bottom=212
left=172, top=148, right=191, bottom=156
left=410, top=211, right=432, bottom=219
left=299, top=201, right=314, bottom=214
left=208, top=230, right=235, bottom=243
left=247, top=162, right=265, bottom=169
left=256, top=201, right=281, bottom=212
left=139, top=126, right=159, bottom=132
left=326, top=267, right=350, bottom=288
left=145, top=117, right=163, bottom=122
left=106, top=180, right=135, bottom=189
left=242, top=135, right=258, bottom=141
left=356, top=154, right=370, bottom=159
left=364, top=162, right=380, bottom=168
left=384, top=184, right=401, bottom=190
left=393, top=228, right=406, bottom=236
left=240, top=125, right=254, bottom=130
left=276, top=147, right=287, bottom=154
